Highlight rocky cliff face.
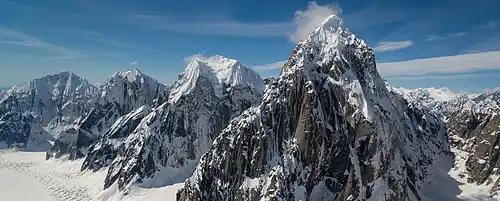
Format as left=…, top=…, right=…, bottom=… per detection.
left=0, top=72, right=97, bottom=150
left=47, top=68, right=166, bottom=160
left=0, top=109, right=53, bottom=150
left=82, top=105, right=152, bottom=171
left=177, top=15, right=448, bottom=201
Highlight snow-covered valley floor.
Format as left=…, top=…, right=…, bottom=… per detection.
left=1, top=150, right=499, bottom=201
left=420, top=153, right=500, bottom=201
left=0, top=150, right=183, bottom=201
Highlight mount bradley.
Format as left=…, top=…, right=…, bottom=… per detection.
left=177, top=15, right=448, bottom=201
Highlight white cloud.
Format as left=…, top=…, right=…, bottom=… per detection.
left=288, top=1, right=341, bottom=43
left=427, top=34, right=445, bottom=41
left=378, top=51, right=500, bottom=77
left=0, top=27, right=86, bottom=58
left=373, top=40, right=414, bottom=52
left=130, top=60, right=138, bottom=65
left=253, top=61, right=287, bottom=72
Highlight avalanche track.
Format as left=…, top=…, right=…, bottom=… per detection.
left=0, top=150, right=184, bottom=201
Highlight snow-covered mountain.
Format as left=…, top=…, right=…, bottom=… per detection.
left=178, top=15, right=448, bottom=201
left=81, top=55, right=265, bottom=191
left=1, top=72, right=97, bottom=125
left=169, top=55, right=264, bottom=102
left=0, top=72, right=97, bottom=150
left=47, top=68, right=166, bottom=160
left=397, top=87, right=456, bottom=106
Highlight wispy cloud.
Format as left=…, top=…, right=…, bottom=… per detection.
left=254, top=51, right=500, bottom=78
left=288, top=1, right=341, bottom=43
left=427, top=32, right=467, bottom=41
left=452, top=32, right=467, bottom=37
left=465, top=36, right=500, bottom=53
left=96, top=52, right=129, bottom=59
left=387, top=71, right=500, bottom=80
left=129, top=14, right=293, bottom=37
left=427, top=34, right=445, bottom=41
left=373, top=40, right=414, bottom=52
left=0, top=27, right=86, bottom=58
left=480, top=20, right=498, bottom=29
left=82, top=30, right=158, bottom=52
left=253, top=61, right=286, bottom=72
left=184, top=53, right=210, bottom=63
left=378, top=51, right=500, bottom=77
left=124, top=2, right=407, bottom=40
left=46, top=56, right=79, bottom=60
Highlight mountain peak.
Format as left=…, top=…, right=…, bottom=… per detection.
left=109, top=67, right=150, bottom=84
left=310, top=15, right=343, bottom=37
left=282, top=15, right=379, bottom=95
left=305, top=15, right=362, bottom=47
left=285, top=15, right=371, bottom=76
left=4, top=71, right=92, bottom=95
left=186, top=55, right=240, bottom=71
left=170, top=55, right=264, bottom=103
left=43, top=71, right=81, bottom=81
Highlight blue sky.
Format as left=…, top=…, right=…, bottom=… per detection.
left=1, top=0, right=500, bottom=92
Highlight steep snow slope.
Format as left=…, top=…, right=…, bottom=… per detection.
left=87, top=55, right=264, bottom=192
left=48, top=68, right=166, bottom=160
left=178, top=15, right=448, bottom=201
